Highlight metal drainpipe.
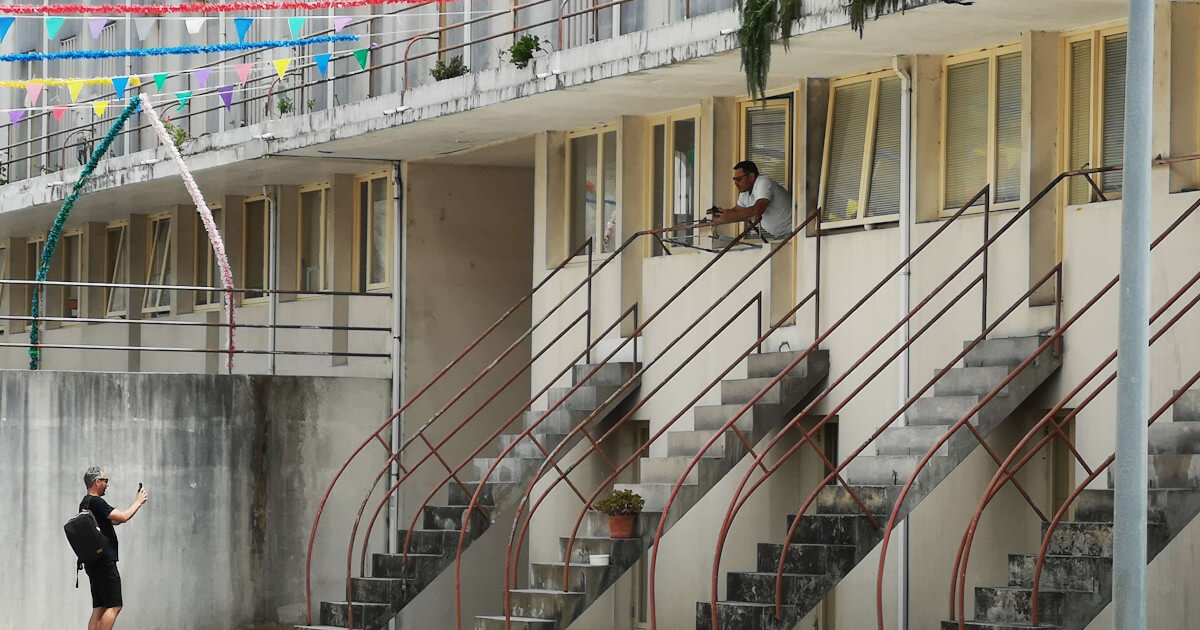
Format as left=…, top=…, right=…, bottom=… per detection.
left=389, top=161, right=405, bottom=557
left=265, top=185, right=279, bottom=375
left=892, top=54, right=912, bottom=630
left=1114, top=0, right=1152, bottom=626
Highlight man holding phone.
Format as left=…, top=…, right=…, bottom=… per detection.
left=80, top=467, right=148, bottom=630
left=708, top=160, right=794, bottom=239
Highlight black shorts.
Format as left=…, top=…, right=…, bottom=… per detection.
left=84, top=561, right=123, bottom=609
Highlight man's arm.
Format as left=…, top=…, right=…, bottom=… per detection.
left=712, top=198, right=770, bottom=224
left=109, top=489, right=148, bottom=525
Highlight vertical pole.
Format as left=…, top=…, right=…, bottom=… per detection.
left=266, top=186, right=279, bottom=375
left=586, top=240, right=593, bottom=362
left=390, top=162, right=405, bottom=559
left=893, top=55, right=912, bottom=630
left=1114, top=0, right=1152, bottom=627
left=982, top=189, right=990, bottom=333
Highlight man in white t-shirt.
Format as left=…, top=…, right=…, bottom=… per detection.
left=708, top=160, right=793, bottom=239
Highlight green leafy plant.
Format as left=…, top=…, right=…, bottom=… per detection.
left=306, top=98, right=317, bottom=113
left=277, top=95, right=294, bottom=115
left=431, top=56, right=469, bottom=81
left=505, top=34, right=544, bottom=69
left=163, top=120, right=189, bottom=150
left=593, top=489, right=645, bottom=517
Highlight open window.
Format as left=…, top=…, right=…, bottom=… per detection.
left=298, top=184, right=330, bottom=293
left=61, top=231, right=83, bottom=319
left=649, top=109, right=700, bottom=254
left=1064, top=27, right=1127, bottom=204
left=567, top=125, right=619, bottom=255
left=244, top=197, right=270, bottom=300
left=105, top=223, right=128, bottom=317
left=820, top=70, right=902, bottom=225
left=25, top=238, right=44, bottom=317
left=357, top=173, right=392, bottom=291
left=142, top=215, right=173, bottom=315
left=194, top=207, right=224, bottom=307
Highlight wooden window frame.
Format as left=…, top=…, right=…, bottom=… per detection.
left=646, top=106, right=702, bottom=255
left=819, top=68, right=900, bottom=229
left=1061, top=24, right=1128, bottom=205
left=142, top=213, right=173, bottom=315
left=355, top=171, right=393, bottom=292
left=565, top=123, right=620, bottom=258
left=939, top=41, right=1024, bottom=217
left=60, top=229, right=84, bottom=322
left=104, top=221, right=128, bottom=318
left=242, top=195, right=271, bottom=302
left=737, top=94, right=794, bottom=190
left=298, top=182, right=331, bottom=295
left=193, top=206, right=223, bottom=309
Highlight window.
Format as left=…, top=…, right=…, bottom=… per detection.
left=105, top=224, right=128, bottom=317
left=194, top=208, right=223, bottom=306
left=567, top=127, right=619, bottom=254
left=142, top=216, right=173, bottom=314
left=244, top=197, right=270, bottom=299
left=25, top=238, right=44, bottom=317
left=649, top=112, right=700, bottom=254
left=1064, top=28, right=1127, bottom=204
left=820, top=71, right=902, bottom=224
left=942, top=44, right=1023, bottom=212
left=57, top=36, right=78, bottom=81
left=62, top=232, right=82, bottom=318
left=742, top=96, right=792, bottom=189
left=357, top=174, right=391, bottom=290
left=298, top=185, right=330, bottom=292
left=98, top=22, right=119, bottom=79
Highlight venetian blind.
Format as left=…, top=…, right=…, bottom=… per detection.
left=1101, top=34, right=1127, bottom=193
left=1068, top=40, right=1093, bottom=205
left=745, top=101, right=790, bottom=188
left=944, top=60, right=989, bottom=209
left=868, top=77, right=902, bottom=217
left=995, top=53, right=1023, bottom=203
left=823, top=82, right=870, bottom=222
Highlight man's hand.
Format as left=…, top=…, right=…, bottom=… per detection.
left=706, top=206, right=725, bottom=224
left=136, top=488, right=148, bottom=506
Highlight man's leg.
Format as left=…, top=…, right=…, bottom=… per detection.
left=97, top=606, right=121, bottom=630
left=88, top=607, right=104, bottom=630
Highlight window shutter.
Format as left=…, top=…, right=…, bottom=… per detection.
left=944, top=60, right=989, bottom=209
left=1101, top=34, right=1127, bottom=193
left=823, top=82, right=870, bottom=222
left=1068, top=40, right=1093, bottom=205
left=745, top=102, right=790, bottom=188
left=868, top=78, right=902, bottom=217
left=994, top=53, right=1023, bottom=203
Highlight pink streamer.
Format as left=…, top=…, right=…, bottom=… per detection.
left=1, top=0, right=444, bottom=15
left=142, top=103, right=238, bottom=371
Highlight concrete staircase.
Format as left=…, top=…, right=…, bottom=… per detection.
left=473, top=349, right=831, bottom=630
left=944, top=389, right=1200, bottom=630
left=299, top=361, right=641, bottom=630
left=696, top=335, right=1062, bottom=630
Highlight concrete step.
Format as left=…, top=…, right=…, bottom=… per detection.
left=726, top=571, right=834, bottom=607
left=523, top=408, right=595, bottom=434
left=472, top=456, right=543, bottom=483
left=695, top=601, right=803, bottom=630
left=940, top=621, right=1062, bottom=630
left=1007, top=554, right=1109, bottom=592
left=614, top=481, right=700, bottom=512
left=874, top=423, right=976, bottom=458
left=577, top=509, right=663, bottom=538
left=319, top=600, right=393, bottom=630
left=1174, top=389, right=1200, bottom=422
left=556, top=536, right=646, bottom=565
left=571, top=362, right=639, bottom=388
left=973, top=586, right=1077, bottom=625
left=506, top=589, right=585, bottom=625
left=933, top=366, right=1015, bottom=398
left=530, top=561, right=618, bottom=597
left=692, top=402, right=775, bottom=433
left=447, top=480, right=522, bottom=508
left=905, top=395, right=980, bottom=427
left=964, top=336, right=1050, bottom=368
left=548, top=385, right=623, bottom=411
left=755, top=542, right=856, bottom=574
left=746, top=349, right=822, bottom=379
left=474, top=616, right=558, bottom=630
left=1149, top=421, right=1200, bottom=454
left=842, top=453, right=944, bottom=486
left=371, top=552, right=448, bottom=582
left=720, top=375, right=816, bottom=406
left=350, top=576, right=409, bottom=607
left=496, top=432, right=571, bottom=458
left=666, top=428, right=734, bottom=458
left=813, top=484, right=899, bottom=516
left=422, top=504, right=489, bottom=533
left=638, top=455, right=725, bottom=485
left=783, top=513, right=881, bottom=547
left=394, top=529, right=459, bottom=555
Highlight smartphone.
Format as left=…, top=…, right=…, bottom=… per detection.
left=137, top=483, right=143, bottom=493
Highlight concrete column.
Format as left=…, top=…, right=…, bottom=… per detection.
left=126, top=214, right=148, bottom=372
left=330, top=174, right=357, bottom=366
left=618, top=116, right=645, bottom=339
left=1024, top=31, right=1061, bottom=306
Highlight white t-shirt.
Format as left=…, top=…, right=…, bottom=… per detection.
left=737, top=175, right=793, bottom=238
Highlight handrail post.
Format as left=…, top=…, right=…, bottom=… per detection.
left=814, top=219, right=821, bottom=340
left=586, top=239, right=593, bottom=362
left=756, top=292, right=763, bottom=353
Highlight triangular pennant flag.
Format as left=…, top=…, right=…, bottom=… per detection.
left=194, top=69, right=212, bottom=88
left=153, top=73, right=168, bottom=92
left=272, top=58, right=291, bottom=80
left=110, top=76, right=129, bottom=99
left=234, top=18, right=254, bottom=43
left=51, top=105, right=67, bottom=122
left=185, top=18, right=205, bottom=35
left=314, top=53, right=331, bottom=77
left=0, top=17, right=14, bottom=44
left=218, top=85, right=234, bottom=110
left=333, top=16, right=353, bottom=32
left=129, top=76, right=141, bottom=87
left=89, top=17, right=107, bottom=39
left=353, top=48, right=369, bottom=71
left=45, top=17, right=65, bottom=40
left=175, top=91, right=192, bottom=110
left=236, top=63, right=252, bottom=86
left=288, top=17, right=306, bottom=39
left=93, top=101, right=110, bottom=117
left=67, top=80, right=84, bottom=103
left=133, top=17, right=154, bottom=42
left=8, top=110, right=25, bottom=125
left=25, top=83, right=43, bottom=106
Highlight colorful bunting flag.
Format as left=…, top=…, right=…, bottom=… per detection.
left=45, top=17, right=65, bottom=40
left=153, top=73, right=168, bottom=92
left=93, top=101, right=110, bottom=117
left=234, top=18, right=254, bottom=43
left=89, top=17, right=107, bottom=39
left=353, top=48, right=369, bottom=70
left=314, top=53, right=331, bottom=77
left=133, top=17, right=154, bottom=42
left=288, top=17, right=306, bottom=39
left=110, top=76, right=129, bottom=99
left=52, top=105, right=67, bottom=122
left=333, top=16, right=353, bottom=32
left=67, top=80, right=84, bottom=103
left=272, top=58, right=291, bottom=80
left=175, top=91, right=192, bottom=110
left=25, top=83, right=43, bottom=106
left=185, top=18, right=205, bottom=35
left=194, top=68, right=212, bottom=88
left=8, top=110, right=25, bottom=125
left=218, top=85, right=234, bottom=110
left=0, top=17, right=14, bottom=44
left=236, top=63, right=252, bottom=86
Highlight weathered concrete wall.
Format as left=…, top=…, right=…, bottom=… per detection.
left=0, top=370, right=391, bottom=630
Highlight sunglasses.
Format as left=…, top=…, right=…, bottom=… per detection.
left=97, top=478, right=109, bottom=482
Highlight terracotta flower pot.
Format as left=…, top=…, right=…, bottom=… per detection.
left=607, top=514, right=637, bottom=539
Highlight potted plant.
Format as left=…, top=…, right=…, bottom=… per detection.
left=593, top=489, right=644, bottom=539
left=503, top=34, right=544, bottom=69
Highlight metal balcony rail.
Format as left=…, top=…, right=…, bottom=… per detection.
left=945, top=196, right=1200, bottom=629
left=1, top=0, right=655, bottom=184
left=489, top=211, right=822, bottom=630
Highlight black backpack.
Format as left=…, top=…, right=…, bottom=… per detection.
left=64, top=501, right=109, bottom=587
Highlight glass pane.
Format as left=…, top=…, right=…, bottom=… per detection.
left=1101, top=34, right=1127, bottom=193
left=823, top=82, right=870, bottom=222
left=652, top=124, right=666, bottom=256
left=144, top=219, right=172, bottom=310
left=746, top=103, right=790, bottom=186
left=944, top=60, right=989, bottom=209
left=995, top=53, right=1023, bottom=204
left=868, top=78, right=902, bottom=217
left=672, top=119, right=696, bottom=232
left=601, top=131, right=618, bottom=253
left=106, top=227, right=126, bottom=315
left=569, top=134, right=599, bottom=253
left=245, top=200, right=267, bottom=296
left=371, top=177, right=389, bottom=285
left=1068, top=40, right=1093, bottom=205
left=300, top=189, right=323, bottom=292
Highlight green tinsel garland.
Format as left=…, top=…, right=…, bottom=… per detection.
left=29, top=95, right=141, bottom=370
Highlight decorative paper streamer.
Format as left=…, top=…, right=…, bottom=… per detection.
left=288, top=17, right=307, bottom=38
left=141, top=102, right=237, bottom=372
left=218, top=85, right=235, bottom=110
left=333, top=16, right=354, bottom=32
left=1, top=77, right=115, bottom=89
left=8, top=110, right=24, bottom=125
left=110, top=76, right=129, bottom=99
left=175, top=91, right=192, bottom=110
left=26, top=84, right=43, bottom=106
left=2, top=0, right=442, bottom=15
left=52, top=106, right=67, bottom=121
left=67, top=81, right=84, bottom=103
left=235, top=18, right=254, bottom=43
left=153, top=73, right=169, bottom=91
left=194, top=69, right=212, bottom=88
left=273, top=59, right=291, bottom=80
left=185, top=18, right=206, bottom=35
left=133, top=17, right=155, bottom=42
left=45, top=17, right=65, bottom=39
left=29, top=97, right=142, bottom=370
left=236, top=63, right=253, bottom=86
left=0, top=17, right=13, bottom=43
left=314, top=53, right=331, bottom=77
left=353, top=48, right=369, bottom=70
left=89, top=18, right=107, bottom=39
left=0, top=34, right=360, bottom=63
left=93, top=101, right=109, bottom=117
